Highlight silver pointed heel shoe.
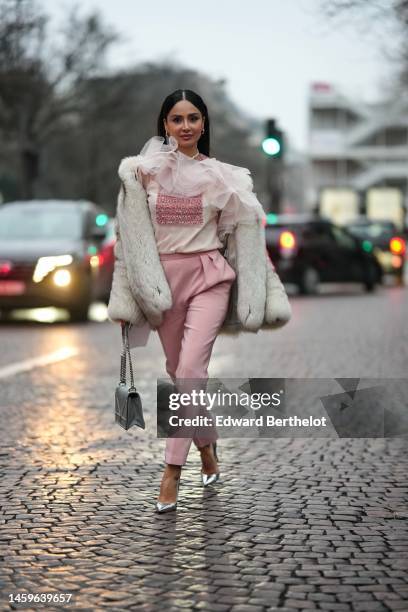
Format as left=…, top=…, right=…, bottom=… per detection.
left=202, top=471, right=220, bottom=486
left=201, top=442, right=221, bottom=487
left=155, top=477, right=180, bottom=513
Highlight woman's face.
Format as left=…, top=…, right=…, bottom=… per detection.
left=163, top=100, right=205, bottom=151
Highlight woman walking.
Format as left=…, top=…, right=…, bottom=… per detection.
left=108, top=89, right=291, bottom=513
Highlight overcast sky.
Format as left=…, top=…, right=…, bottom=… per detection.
left=43, top=0, right=393, bottom=152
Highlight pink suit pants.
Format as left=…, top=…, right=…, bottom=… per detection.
left=156, top=248, right=236, bottom=466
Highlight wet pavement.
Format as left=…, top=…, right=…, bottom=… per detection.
left=0, top=284, right=407, bottom=611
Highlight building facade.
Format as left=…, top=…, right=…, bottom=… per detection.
left=308, top=82, right=408, bottom=226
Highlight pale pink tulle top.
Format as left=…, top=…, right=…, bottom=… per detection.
left=132, top=135, right=265, bottom=254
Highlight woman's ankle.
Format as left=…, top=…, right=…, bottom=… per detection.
left=158, top=467, right=181, bottom=503
left=164, top=463, right=182, bottom=476
left=200, top=445, right=218, bottom=474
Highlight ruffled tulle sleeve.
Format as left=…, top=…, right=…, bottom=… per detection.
left=131, top=135, right=179, bottom=186
left=131, top=135, right=265, bottom=235
left=211, top=161, right=266, bottom=238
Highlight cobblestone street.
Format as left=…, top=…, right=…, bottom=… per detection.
left=1, top=284, right=407, bottom=611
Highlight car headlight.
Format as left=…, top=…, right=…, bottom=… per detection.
left=33, top=255, right=74, bottom=283
left=53, top=269, right=72, bottom=287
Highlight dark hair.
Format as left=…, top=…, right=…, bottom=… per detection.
left=156, top=89, right=210, bottom=156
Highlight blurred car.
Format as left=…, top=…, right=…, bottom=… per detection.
left=344, top=217, right=406, bottom=285
left=265, top=214, right=383, bottom=294
left=0, top=200, right=112, bottom=321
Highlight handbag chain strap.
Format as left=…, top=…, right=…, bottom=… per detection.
left=120, top=323, right=136, bottom=389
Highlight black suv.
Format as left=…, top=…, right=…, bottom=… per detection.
left=265, top=214, right=383, bottom=294
left=0, top=200, right=112, bottom=321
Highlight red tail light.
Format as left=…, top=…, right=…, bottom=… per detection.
left=98, top=242, right=115, bottom=266
left=389, top=237, right=406, bottom=255
left=279, top=230, right=296, bottom=250
left=0, top=262, right=12, bottom=275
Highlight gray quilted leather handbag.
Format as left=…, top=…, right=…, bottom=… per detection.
left=115, top=322, right=145, bottom=430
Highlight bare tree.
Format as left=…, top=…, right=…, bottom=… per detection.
left=0, top=0, right=118, bottom=199
left=0, top=3, right=267, bottom=209
left=320, top=0, right=408, bottom=94
left=38, top=61, right=267, bottom=214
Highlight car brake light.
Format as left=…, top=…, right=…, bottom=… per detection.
left=391, top=255, right=403, bottom=268
left=389, top=237, right=406, bottom=255
left=0, top=262, right=12, bottom=275
left=280, top=231, right=296, bottom=250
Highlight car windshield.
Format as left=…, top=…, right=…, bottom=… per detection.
left=348, top=222, right=395, bottom=239
left=0, top=206, right=83, bottom=240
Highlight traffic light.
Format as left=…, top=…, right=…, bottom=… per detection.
left=266, top=212, right=278, bottom=224
left=262, top=119, right=284, bottom=159
left=95, top=213, right=108, bottom=226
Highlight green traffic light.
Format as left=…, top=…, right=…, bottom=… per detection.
left=262, top=137, right=281, bottom=156
left=266, top=213, right=278, bottom=224
left=362, top=240, right=373, bottom=252
left=96, top=213, right=108, bottom=226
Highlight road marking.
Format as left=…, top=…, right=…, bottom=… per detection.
left=0, top=347, right=79, bottom=379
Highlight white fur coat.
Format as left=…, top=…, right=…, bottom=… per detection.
left=107, top=156, right=292, bottom=335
